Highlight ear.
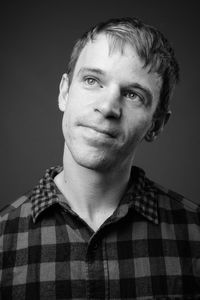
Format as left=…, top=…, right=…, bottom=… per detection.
left=58, top=73, right=69, bottom=112
left=145, top=110, right=171, bottom=142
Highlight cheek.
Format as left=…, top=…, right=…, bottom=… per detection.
left=62, top=106, right=73, bottom=137
left=62, top=100, right=81, bottom=143
left=66, top=92, right=88, bottom=122
left=62, top=112, right=68, bottom=139
left=126, top=115, right=152, bottom=141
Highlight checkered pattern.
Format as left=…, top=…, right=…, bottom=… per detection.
left=1, top=166, right=200, bottom=299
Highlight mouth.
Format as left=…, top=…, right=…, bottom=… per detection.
left=81, top=125, right=117, bottom=138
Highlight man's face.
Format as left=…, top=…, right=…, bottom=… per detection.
left=59, top=34, right=162, bottom=172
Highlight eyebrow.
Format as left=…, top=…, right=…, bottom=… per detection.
left=77, top=67, right=105, bottom=77
left=77, top=67, right=153, bottom=103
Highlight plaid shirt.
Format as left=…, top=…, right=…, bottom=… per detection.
left=0, top=166, right=200, bottom=299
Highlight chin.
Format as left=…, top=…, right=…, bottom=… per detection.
left=71, top=147, right=116, bottom=171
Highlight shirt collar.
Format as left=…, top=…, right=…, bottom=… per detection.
left=31, top=166, right=159, bottom=225
left=123, top=166, right=159, bottom=224
left=31, top=166, right=63, bottom=223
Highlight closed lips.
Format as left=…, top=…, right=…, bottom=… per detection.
left=83, top=125, right=117, bottom=138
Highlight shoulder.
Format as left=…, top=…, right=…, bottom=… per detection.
left=0, top=192, right=31, bottom=216
left=0, top=166, right=63, bottom=234
left=146, top=181, right=200, bottom=249
left=0, top=191, right=33, bottom=232
left=151, top=180, right=199, bottom=213
left=148, top=179, right=200, bottom=230
left=0, top=192, right=33, bottom=244
left=133, top=166, right=199, bottom=213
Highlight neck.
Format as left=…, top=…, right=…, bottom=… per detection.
left=54, top=144, right=132, bottom=230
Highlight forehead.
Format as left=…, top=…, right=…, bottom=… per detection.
left=74, top=34, right=142, bottom=74
left=73, top=34, right=162, bottom=101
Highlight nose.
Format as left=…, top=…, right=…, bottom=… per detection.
left=94, top=86, right=122, bottom=119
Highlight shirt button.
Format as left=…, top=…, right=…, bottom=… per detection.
left=193, top=258, right=200, bottom=276
left=93, top=242, right=98, bottom=250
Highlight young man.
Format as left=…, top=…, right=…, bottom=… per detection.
left=1, top=17, right=200, bottom=299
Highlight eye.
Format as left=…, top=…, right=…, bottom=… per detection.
left=123, top=90, right=144, bottom=104
left=84, top=77, right=98, bottom=86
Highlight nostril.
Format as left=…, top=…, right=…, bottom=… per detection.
left=94, top=98, right=122, bottom=119
left=95, top=105, right=122, bottom=119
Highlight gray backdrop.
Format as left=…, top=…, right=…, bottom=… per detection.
left=1, top=1, right=200, bottom=208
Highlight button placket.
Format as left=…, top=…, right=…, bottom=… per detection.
left=93, top=242, right=98, bottom=250
left=85, top=237, right=103, bottom=299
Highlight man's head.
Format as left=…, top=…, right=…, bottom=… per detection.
left=67, top=17, right=179, bottom=141
left=58, top=17, right=179, bottom=172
